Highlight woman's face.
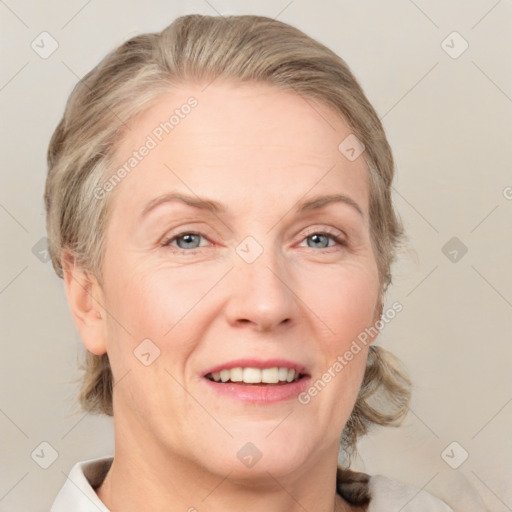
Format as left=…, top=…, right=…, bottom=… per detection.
left=94, top=81, right=381, bottom=479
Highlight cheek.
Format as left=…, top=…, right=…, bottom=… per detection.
left=99, top=268, right=192, bottom=414
left=298, top=260, right=378, bottom=406
left=101, top=264, right=213, bottom=368
left=300, top=261, right=379, bottom=343
left=319, top=263, right=378, bottom=411
left=103, top=259, right=194, bottom=333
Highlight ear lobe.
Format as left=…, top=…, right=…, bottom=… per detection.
left=61, top=249, right=107, bottom=356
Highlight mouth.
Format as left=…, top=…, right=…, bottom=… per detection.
left=202, top=359, right=311, bottom=403
left=205, top=366, right=306, bottom=385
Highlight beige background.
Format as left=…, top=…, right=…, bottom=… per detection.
left=1, top=0, right=511, bottom=510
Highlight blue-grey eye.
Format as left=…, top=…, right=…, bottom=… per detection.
left=174, top=233, right=203, bottom=249
left=163, top=232, right=206, bottom=251
left=306, top=233, right=334, bottom=249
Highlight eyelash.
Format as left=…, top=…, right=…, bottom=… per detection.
left=161, top=228, right=347, bottom=254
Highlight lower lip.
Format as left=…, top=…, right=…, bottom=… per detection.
left=203, top=376, right=311, bottom=403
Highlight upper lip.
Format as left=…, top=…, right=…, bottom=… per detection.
left=202, top=359, right=309, bottom=377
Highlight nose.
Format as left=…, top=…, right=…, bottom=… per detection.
left=224, top=246, right=299, bottom=332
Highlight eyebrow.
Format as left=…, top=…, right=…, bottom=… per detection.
left=140, top=192, right=364, bottom=219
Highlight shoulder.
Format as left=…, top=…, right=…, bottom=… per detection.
left=50, top=456, right=113, bottom=512
left=336, top=468, right=454, bottom=511
left=368, top=474, right=454, bottom=511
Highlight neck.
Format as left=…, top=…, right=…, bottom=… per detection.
left=97, top=474, right=353, bottom=512
left=95, top=417, right=358, bottom=512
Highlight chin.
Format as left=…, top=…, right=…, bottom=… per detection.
left=205, top=432, right=314, bottom=480
left=214, top=453, right=310, bottom=486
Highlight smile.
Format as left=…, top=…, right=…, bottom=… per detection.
left=205, top=367, right=303, bottom=385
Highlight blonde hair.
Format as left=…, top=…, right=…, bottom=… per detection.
left=45, top=14, right=411, bottom=465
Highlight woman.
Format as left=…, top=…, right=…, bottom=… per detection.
left=46, top=13, right=463, bottom=511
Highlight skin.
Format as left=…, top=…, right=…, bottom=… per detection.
left=63, top=80, right=382, bottom=512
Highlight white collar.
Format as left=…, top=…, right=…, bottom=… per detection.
left=51, top=456, right=112, bottom=512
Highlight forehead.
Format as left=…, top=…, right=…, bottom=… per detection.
left=121, top=80, right=352, bottom=156
left=109, top=80, right=369, bottom=216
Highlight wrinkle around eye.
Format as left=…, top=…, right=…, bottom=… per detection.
left=139, top=208, right=369, bottom=252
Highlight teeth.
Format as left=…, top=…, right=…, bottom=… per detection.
left=243, top=367, right=262, bottom=383
left=261, top=368, right=279, bottom=384
left=207, top=367, right=300, bottom=384
left=230, top=367, right=243, bottom=382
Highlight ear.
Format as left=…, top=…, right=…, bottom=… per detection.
left=61, top=249, right=107, bottom=356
